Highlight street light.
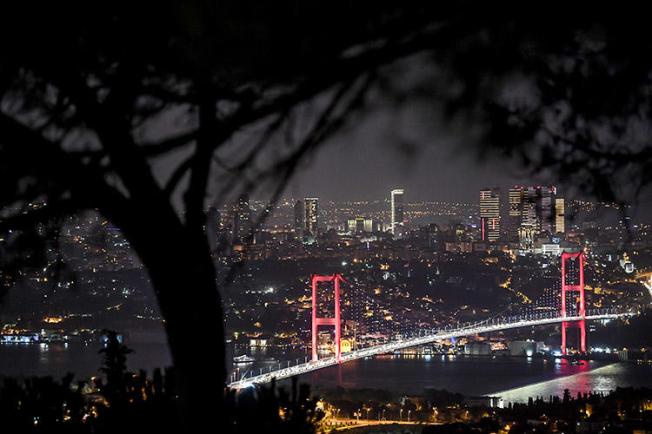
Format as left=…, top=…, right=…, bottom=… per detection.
left=408, top=409, right=411, bottom=422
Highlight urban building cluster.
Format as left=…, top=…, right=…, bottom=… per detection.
left=0, top=189, right=650, bottom=373
left=481, top=186, right=566, bottom=254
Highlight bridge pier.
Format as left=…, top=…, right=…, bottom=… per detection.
left=311, top=274, right=344, bottom=363
left=561, top=252, right=587, bottom=354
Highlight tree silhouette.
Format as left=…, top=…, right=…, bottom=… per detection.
left=0, top=1, right=415, bottom=428
left=99, top=330, right=132, bottom=407
left=2, top=0, right=652, bottom=430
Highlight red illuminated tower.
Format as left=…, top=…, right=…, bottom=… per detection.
left=311, top=274, right=344, bottom=363
left=561, top=252, right=586, bottom=355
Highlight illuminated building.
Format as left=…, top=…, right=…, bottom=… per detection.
left=293, top=200, right=305, bottom=237
left=539, top=186, right=556, bottom=233
left=555, top=198, right=565, bottom=233
left=233, top=194, right=252, bottom=243
left=425, top=223, right=442, bottom=250
left=510, top=185, right=562, bottom=248
left=347, top=217, right=375, bottom=234
left=508, top=187, right=524, bottom=241
left=390, top=189, right=404, bottom=236
left=521, top=186, right=539, bottom=234
left=479, top=188, right=500, bottom=242
left=304, top=197, right=319, bottom=237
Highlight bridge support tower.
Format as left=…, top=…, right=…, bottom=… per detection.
left=311, top=274, right=344, bottom=363
left=561, top=252, right=586, bottom=355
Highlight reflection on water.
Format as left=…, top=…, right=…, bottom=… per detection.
left=302, top=355, right=616, bottom=396
left=493, top=362, right=652, bottom=404
left=302, top=356, right=652, bottom=399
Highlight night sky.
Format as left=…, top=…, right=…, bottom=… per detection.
left=287, top=107, right=549, bottom=203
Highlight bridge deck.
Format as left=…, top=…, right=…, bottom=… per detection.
left=229, top=312, right=631, bottom=389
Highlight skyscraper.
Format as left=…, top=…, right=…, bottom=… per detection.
left=390, top=189, right=404, bottom=235
left=521, top=186, right=539, bottom=230
left=555, top=198, right=565, bottom=233
left=518, top=186, right=541, bottom=248
left=479, top=188, right=501, bottom=242
left=304, top=197, right=319, bottom=237
left=539, top=186, right=556, bottom=233
left=508, top=187, right=524, bottom=241
left=233, top=194, right=252, bottom=243
left=509, top=185, right=563, bottom=247
left=293, top=200, right=305, bottom=237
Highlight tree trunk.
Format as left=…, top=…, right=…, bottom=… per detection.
left=150, top=252, right=225, bottom=432
left=118, top=207, right=226, bottom=432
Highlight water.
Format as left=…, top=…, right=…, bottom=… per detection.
left=1, top=343, right=650, bottom=404
left=297, top=355, right=652, bottom=402
left=494, top=362, right=652, bottom=403
left=0, top=342, right=172, bottom=380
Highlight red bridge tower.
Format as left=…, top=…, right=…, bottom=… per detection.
left=311, top=274, right=344, bottom=363
left=561, top=252, right=586, bottom=355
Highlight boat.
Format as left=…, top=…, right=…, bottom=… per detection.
left=233, top=354, right=255, bottom=365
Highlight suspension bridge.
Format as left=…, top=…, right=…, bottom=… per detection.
left=229, top=252, right=638, bottom=389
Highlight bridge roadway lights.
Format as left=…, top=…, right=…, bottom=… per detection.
left=561, top=252, right=586, bottom=355
left=227, top=311, right=630, bottom=389
left=311, top=274, right=344, bottom=363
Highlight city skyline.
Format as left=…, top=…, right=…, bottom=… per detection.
left=279, top=124, right=652, bottom=221
left=2, top=3, right=652, bottom=432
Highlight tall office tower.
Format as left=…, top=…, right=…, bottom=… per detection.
left=508, top=187, right=524, bottom=241
left=555, top=198, right=565, bottom=233
left=293, top=200, right=305, bottom=237
left=539, top=186, right=556, bottom=233
left=233, top=194, right=252, bottom=243
left=390, top=189, right=404, bottom=235
left=479, top=188, right=501, bottom=242
left=517, top=186, right=538, bottom=247
left=522, top=186, right=539, bottom=230
left=304, top=197, right=319, bottom=237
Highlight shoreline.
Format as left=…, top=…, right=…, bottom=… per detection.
left=490, top=362, right=626, bottom=404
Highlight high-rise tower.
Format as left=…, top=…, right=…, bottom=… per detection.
left=390, top=189, right=404, bottom=235
left=555, top=198, right=565, bottom=233
left=293, top=200, right=305, bottom=237
left=480, top=188, right=501, bottom=242
left=539, top=186, right=556, bottom=233
left=304, top=197, right=319, bottom=237
left=508, top=187, right=524, bottom=241
left=233, top=194, right=252, bottom=243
